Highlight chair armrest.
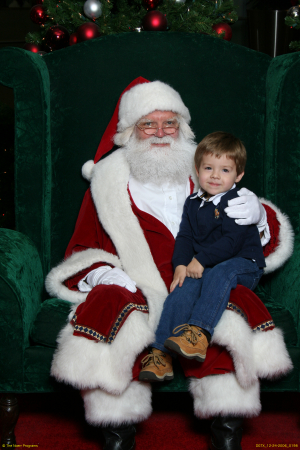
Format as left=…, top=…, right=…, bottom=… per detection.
left=258, top=235, right=300, bottom=344
left=0, top=47, right=51, bottom=276
left=0, top=229, right=44, bottom=367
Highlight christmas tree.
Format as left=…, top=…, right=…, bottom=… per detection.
left=285, top=4, right=300, bottom=51
left=25, top=0, right=238, bottom=52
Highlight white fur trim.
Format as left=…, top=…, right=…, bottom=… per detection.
left=82, top=381, right=152, bottom=426
left=190, top=373, right=261, bottom=419
left=253, top=327, right=293, bottom=379
left=51, top=309, right=155, bottom=394
left=45, top=248, right=122, bottom=304
left=212, top=310, right=293, bottom=387
left=260, top=198, right=294, bottom=274
left=118, top=81, right=191, bottom=132
left=82, top=160, right=95, bottom=182
left=212, top=310, right=257, bottom=388
left=90, top=149, right=169, bottom=330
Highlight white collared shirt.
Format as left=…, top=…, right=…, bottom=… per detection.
left=190, top=184, right=236, bottom=208
left=129, top=174, right=191, bottom=238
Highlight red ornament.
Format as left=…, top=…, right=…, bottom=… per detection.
left=30, top=4, right=48, bottom=25
left=23, top=43, right=42, bottom=53
left=212, top=23, right=232, bottom=41
left=142, top=10, right=168, bottom=31
left=142, top=0, right=160, bottom=11
left=45, top=25, right=70, bottom=51
left=76, top=22, right=101, bottom=43
left=69, top=33, right=78, bottom=46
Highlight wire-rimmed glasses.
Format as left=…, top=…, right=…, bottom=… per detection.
left=136, top=118, right=179, bottom=135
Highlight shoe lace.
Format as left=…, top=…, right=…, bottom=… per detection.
left=141, top=352, right=167, bottom=368
left=172, top=324, right=202, bottom=345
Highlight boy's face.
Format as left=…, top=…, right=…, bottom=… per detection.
left=196, top=153, right=244, bottom=196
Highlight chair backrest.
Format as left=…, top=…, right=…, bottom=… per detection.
left=264, top=52, right=300, bottom=235
left=0, top=32, right=273, bottom=275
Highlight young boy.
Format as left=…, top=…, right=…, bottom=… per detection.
left=139, top=131, right=266, bottom=382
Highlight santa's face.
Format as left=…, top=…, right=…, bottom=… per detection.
left=125, top=110, right=196, bottom=186
left=135, top=110, right=180, bottom=146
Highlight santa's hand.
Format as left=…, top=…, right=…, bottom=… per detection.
left=97, top=267, right=137, bottom=293
left=81, top=266, right=137, bottom=293
left=224, top=187, right=266, bottom=226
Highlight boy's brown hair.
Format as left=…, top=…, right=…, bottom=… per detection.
left=194, top=131, right=247, bottom=176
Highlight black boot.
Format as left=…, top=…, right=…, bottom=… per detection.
left=102, top=424, right=136, bottom=450
left=210, top=416, right=243, bottom=450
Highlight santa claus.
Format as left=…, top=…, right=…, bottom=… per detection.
left=46, top=78, right=293, bottom=450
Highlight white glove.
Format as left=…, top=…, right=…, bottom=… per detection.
left=224, top=187, right=266, bottom=226
left=78, top=266, right=137, bottom=293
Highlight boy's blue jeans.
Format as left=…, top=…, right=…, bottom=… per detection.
left=152, top=257, right=264, bottom=354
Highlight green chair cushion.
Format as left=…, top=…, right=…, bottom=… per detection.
left=265, top=305, right=298, bottom=347
left=24, top=346, right=73, bottom=393
left=30, top=298, right=72, bottom=348
left=261, top=346, right=300, bottom=392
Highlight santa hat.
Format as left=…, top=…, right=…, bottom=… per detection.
left=117, top=80, right=191, bottom=132
left=82, top=77, right=191, bottom=181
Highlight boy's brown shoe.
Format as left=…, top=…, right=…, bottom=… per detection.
left=139, top=348, right=174, bottom=382
left=164, top=324, right=209, bottom=363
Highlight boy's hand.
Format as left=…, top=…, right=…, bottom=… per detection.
left=170, top=265, right=187, bottom=292
left=186, top=258, right=204, bottom=279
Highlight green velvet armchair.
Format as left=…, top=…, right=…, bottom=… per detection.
left=0, top=32, right=300, bottom=445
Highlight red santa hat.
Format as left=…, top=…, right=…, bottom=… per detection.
left=117, top=80, right=191, bottom=132
left=82, top=77, right=191, bottom=180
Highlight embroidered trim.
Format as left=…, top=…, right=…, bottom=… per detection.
left=71, top=314, right=107, bottom=342
left=226, top=302, right=275, bottom=332
left=226, top=302, right=247, bottom=321
left=108, top=303, right=149, bottom=343
left=252, top=320, right=275, bottom=332
left=71, top=302, right=149, bottom=343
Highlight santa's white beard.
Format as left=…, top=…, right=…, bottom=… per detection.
left=124, top=133, right=196, bottom=186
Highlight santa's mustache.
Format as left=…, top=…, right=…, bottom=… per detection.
left=145, top=136, right=174, bottom=145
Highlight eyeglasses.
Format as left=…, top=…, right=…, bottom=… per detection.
left=135, top=118, right=180, bottom=135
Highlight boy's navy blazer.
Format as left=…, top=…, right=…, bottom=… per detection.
left=172, top=187, right=266, bottom=270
